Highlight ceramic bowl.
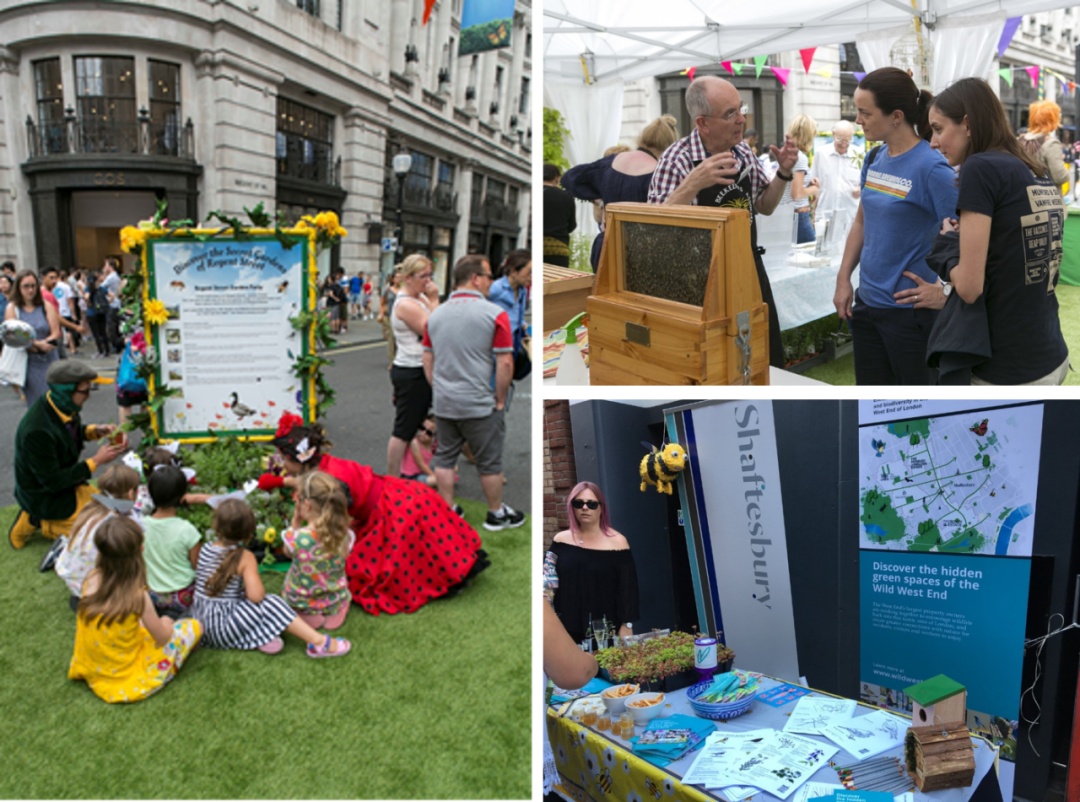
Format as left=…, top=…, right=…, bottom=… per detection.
left=600, top=683, right=639, bottom=715
left=624, top=691, right=666, bottom=724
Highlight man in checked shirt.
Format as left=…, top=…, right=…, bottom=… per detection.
left=648, top=75, right=801, bottom=368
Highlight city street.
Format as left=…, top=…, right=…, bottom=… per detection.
left=0, top=316, right=531, bottom=516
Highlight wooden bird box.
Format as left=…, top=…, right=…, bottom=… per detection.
left=585, top=202, right=770, bottom=386
left=904, top=721, right=975, bottom=791
left=543, top=264, right=594, bottom=333
left=905, top=674, right=967, bottom=727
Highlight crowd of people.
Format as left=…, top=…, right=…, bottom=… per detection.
left=4, top=240, right=531, bottom=704
left=548, top=69, right=1071, bottom=385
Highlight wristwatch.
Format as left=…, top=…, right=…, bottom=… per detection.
left=941, top=281, right=953, bottom=297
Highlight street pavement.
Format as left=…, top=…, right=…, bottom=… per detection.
left=0, top=315, right=531, bottom=515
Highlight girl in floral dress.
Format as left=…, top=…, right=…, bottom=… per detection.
left=282, top=471, right=353, bottom=630
left=190, top=499, right=350, bottom=658
left=68, top=516, right=202, bottom=703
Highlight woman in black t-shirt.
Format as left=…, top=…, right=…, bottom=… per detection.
left=544, top=482, right=639, bottom=648
left=898, top=77, right=1069, bottom=384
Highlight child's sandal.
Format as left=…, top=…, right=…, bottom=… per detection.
left=307, top=635, right=350, bottom=659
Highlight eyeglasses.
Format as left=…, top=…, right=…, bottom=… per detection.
left=703, top=103, right=749, bottom=123
left=571, top=499, right=600, bottom=510
left=414, top=272, right=433, bottom=280
left=833, top=138, right=852, bottom=145
left=420, top=426, right=435, bottom=436
left=479, top=272, right=493, bottom=279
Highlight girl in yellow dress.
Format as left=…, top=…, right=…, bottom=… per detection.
left=68, top=516, right=202, bottom=703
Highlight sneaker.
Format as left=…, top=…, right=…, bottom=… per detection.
left=39, top=535, right=67, bottom=572
left=483, top=504, right=526, bottom=531
left=452, top=504, right=466, bottom=518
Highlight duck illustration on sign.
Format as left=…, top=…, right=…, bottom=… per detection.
left=230, top=392, right=256, bottom=419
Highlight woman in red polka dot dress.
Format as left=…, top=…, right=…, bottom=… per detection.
left=259, top=412, right=490, bottom=615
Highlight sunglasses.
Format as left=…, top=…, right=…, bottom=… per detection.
left=420, top=426, right=435, bottom=436
left=571, top=499, right=600, bottom=510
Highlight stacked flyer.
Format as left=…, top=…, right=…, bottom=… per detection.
left=681, top=696, right=910, bottom=800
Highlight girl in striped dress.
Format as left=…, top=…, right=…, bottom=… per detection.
left=190, top=499, right=350, bottom=658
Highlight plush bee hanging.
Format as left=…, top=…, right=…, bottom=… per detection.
left=639, top=441, right=688, bottom=495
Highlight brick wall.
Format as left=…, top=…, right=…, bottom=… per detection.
left=543, top=399, right=577, bottom=548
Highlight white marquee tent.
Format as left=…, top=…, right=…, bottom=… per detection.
left=544, top=0, right=1077, bottom=240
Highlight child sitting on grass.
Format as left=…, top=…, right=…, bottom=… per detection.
left=144, top=465, right=202, bottom=618
left=68, top=516, right=202, bottom=703
left=190, top=498, right=350, bottom=658
left=55, top=464, right=141, bottom=611
left=282, top=471, right=353, bottom=630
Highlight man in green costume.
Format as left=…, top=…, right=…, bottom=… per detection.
left=9, top=360, right=128, bottom=548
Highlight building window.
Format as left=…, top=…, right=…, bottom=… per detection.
left=276, top=97, right=335, bottom=184
left=297, top=0, right=319, bottom=16
left=487, top=178, right=506, bottom=203
left=519, top=77, right=530, bottom=115
left=435, top=161, right=455, bottom=212
left=74, top=55, right=137, bottom=153
left=508, top=185, right=519, bottom=211
left=33, top=58, right=66, bottom=155
left=148, top=60, right=181, bottom=156
left=405, top=152, right=433, bottom=195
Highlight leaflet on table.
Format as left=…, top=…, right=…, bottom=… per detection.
left=812, top=790, right=897, bottom=802
left=722, top=730, right=839, bottom=799
left=783, top=696, right=858, bottom=735
left=758, top=682, right=813, bottom=707
left=792, top=781, right=846, bottom=802
left=819, top=709, right=908, bottom=761
left=680, top=728, right=773, bottom=788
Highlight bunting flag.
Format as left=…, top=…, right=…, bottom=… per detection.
left=754, top=55, right=768, bottom=78
left=1025, top=65, right=1040, bottom=89
left=997, top=17, right=1022, bottom=58
left=423, top=0, right=437, bottom=25
left=686, top=66, right=697, bottom=82
left=721, top=60, right=734, bottom=75
left=771, top=66, right=790, bottom=87
left=732, top=62, right=743, bottom=75
left=998, top=67, right=1014, bottom=87
left=853, top=71, right=866, bottom=83
left=799, top=48, right=816, bottom=74
left=815, top=69, right=833, bottom=79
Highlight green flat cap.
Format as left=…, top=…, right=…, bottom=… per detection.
left=46, top=360, right=99, bottom=385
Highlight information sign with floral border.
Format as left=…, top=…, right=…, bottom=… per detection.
left=119, top=204, right=345, bottom=445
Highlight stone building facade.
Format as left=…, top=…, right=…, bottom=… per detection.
left=0, top=0, right=531, bottom=293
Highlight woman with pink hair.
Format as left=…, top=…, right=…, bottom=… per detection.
left=544, top=481, right=639, bottom=648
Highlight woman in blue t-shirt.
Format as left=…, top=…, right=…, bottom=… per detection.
left=902, top=77, right=1068, bottom=385
left=833, top=67, right=958, bottom=385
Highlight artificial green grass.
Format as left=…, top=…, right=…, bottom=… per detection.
left=0, top=499, right=531, bottom=799
left=802, top=282, right=1080, bottom=385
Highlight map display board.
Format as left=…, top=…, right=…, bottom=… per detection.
left=145, top=234, right=314, bottom=441
left=856, top=400, right=1039, bottom=759
left=857, top=400, right=1042, bottom=557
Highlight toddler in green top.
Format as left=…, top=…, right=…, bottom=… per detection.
left=144, top=465, right=203, bottom=617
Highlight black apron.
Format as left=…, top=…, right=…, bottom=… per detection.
left=693, top=159, right=785, bottom=368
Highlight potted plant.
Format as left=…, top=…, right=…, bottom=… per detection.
left=595, top=631, right=736, bottom=692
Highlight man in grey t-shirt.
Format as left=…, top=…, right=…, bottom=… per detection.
left=422, top=254, right=525, bottom=532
